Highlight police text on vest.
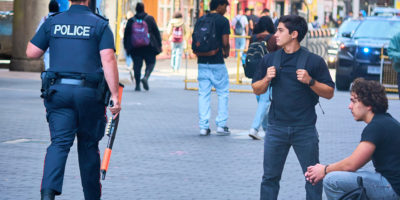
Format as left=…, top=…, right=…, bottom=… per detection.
left=54, top=25, right=91, bottom=36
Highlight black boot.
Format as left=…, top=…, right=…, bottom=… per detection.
left=41, top=189, right=56, bottom=200
left=141, top=77, right=149, bottom=91
left=135, top=84, right=141, bottom=91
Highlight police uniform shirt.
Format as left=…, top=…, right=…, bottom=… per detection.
left=31, top=5, right=115, bottom=73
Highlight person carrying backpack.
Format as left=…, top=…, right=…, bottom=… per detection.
left=252, top=15, right=335, bottom=199
left=192, top=0, right=230, bottom=136
left=167, top=12, right=190, bottom=72
left=123, top=3, right=162, bottom=91
left=231, top=9, right=248, bottom=57
left=246, top=16, right=280, bottom=140
left=305, top=78, right=400, bottom=200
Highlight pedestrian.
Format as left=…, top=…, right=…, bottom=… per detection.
left=260, top=8, right=270, bottom=17
left=252, top=15, right=335, bottom=199
left=272, top=11, right=278, bottom=25
left=311, top=16, right=320, bottom=29
left=231, top=9, right=248, bottom=57
left=344, top=11, right=353, bottom=21
left=119, top=10, right=134, bottom=68
left=56, top=0, right=69, bottom=12
left=250, top=8, right=260, bottom=25
left=192, top=0, right=231, bottom=136
left=26, top=0, right=121, bottom=199
left=35, top=0, right=59, bottom=70
left=305, top=78, right=400, bottom=199
left=167, top=11, right=190, bottom=72
left=123, top=2, right=162, bottom=91
left=245, top=8, right=254, bottom=37
left=248, top=16, right=280, bottom=140
left=388, top=31, right=400, bottom=99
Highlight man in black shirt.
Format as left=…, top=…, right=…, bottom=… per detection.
left=196, top=0, right=231, bottom=136
left=245, top=8, right=254, bottom=36
left=305, top=78, right=400, bottom=199
left=252, top=15, right=334, bottom=200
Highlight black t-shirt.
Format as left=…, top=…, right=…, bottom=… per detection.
left=361, top=113, right=400, bottom=196
left=253, top=48, right=335, bottom=126
left=198, top=13, right=230, bottom=64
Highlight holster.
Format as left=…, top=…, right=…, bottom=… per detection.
left=40, top=71, right=57, bottom=100
left=97, top=73, right=111, bottom=106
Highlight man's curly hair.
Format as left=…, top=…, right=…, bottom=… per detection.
left=351, top=78, right=388, bottom=114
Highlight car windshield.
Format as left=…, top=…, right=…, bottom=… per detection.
left=338, top=20, right=361, bottom=36
left=353, top=19, right=400, bottom=39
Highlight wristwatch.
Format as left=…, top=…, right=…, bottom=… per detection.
left=308, top=78, right=315, bottom=87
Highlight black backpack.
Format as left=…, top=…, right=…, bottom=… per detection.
left=244, top=34, right=272, bottom=78
left=192, top=14, right=218, bottom=54
left=234, top=16, right=244, bottom=35
left=339, top=177, right=369, bottom=200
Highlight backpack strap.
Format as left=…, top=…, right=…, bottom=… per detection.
left=296, top=47, right=310, bottom=70
left=264, top=34, right=273, bottom=43
left=272, top=49, right=283, bottom=69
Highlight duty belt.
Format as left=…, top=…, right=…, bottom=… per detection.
left=55, top=78, right=98, bottom=88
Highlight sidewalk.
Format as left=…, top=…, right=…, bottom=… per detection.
left=0, top=61, right=399, bottom=199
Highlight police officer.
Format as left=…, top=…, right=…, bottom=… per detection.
left=26, top=0, right=121, bottom=199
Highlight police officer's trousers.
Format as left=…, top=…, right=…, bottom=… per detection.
left=41, top=84, right=106, bottom=200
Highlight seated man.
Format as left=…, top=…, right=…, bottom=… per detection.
left=305, top=78, right=400, bottom=199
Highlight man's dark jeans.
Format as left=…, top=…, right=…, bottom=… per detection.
left=260, top=124, right=323, bottom=200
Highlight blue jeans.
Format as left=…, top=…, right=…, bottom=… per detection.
left=198, top=63, right=229, bottom=129
left=235, top=37, right=246, bottom=57
left=171, top=42, right=183, bottom=71
left=324, top=171, right=400, bottom=199
left=260, top=124, right=322, bottom=200
left=251, top=89, right=271, bottom=131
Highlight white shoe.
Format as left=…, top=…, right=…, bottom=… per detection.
left=249, top=128, right=262, bottom=140
left=199, top=128, right=211, bottom=136
left=216, top=127, right=230, bottom=136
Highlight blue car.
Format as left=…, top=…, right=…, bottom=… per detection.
left=335, top=16, right=400, bottom=90
left=327, top=18, right=362, bottom=68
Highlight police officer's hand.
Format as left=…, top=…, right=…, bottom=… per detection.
left=265, top=66, right=276, bottom=82
left=296, top=69, right=311, bottom=84
left=109, top=96, right=121, bottom=118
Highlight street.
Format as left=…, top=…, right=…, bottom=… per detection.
left=0, top=60, right=399, bottom=200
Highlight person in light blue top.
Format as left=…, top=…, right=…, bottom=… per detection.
left=35, top=1, right=59, bottom=70
left=56, top=0, right=69, bottom=12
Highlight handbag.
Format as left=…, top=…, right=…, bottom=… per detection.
left=339, top=176, right=369, bottom=200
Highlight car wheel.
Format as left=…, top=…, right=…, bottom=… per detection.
left=335, top=74, right=351, bottom=91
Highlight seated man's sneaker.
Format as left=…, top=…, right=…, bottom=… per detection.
left=249, top=128, right=262, bottom=140
left=199, top=128, right=211, bottom=136
left=216, top=126, right=230, bottom=136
